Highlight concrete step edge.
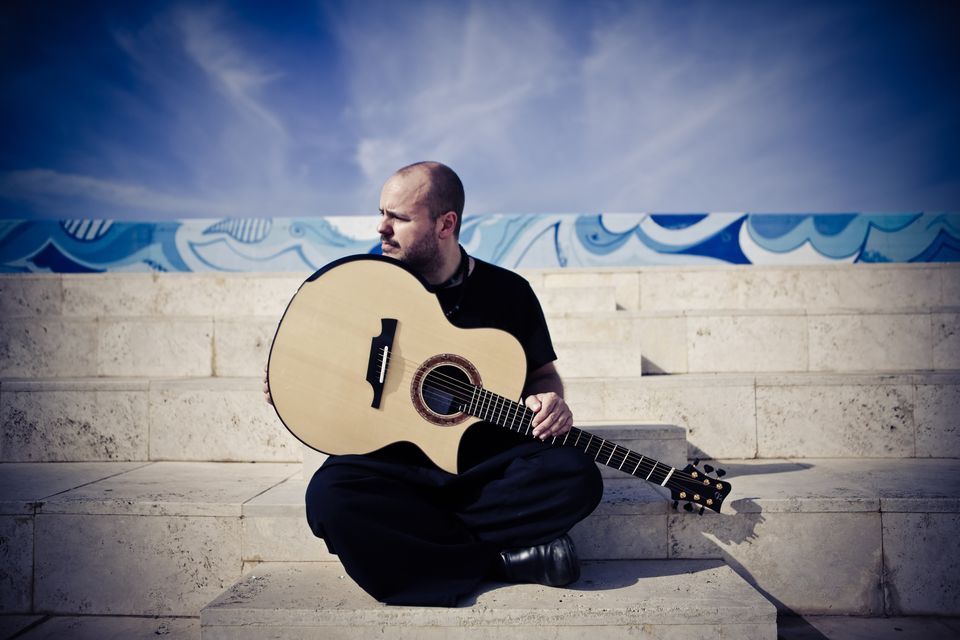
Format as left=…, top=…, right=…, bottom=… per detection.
left=4, top=371, right=960, bottom=389
left=199, top=560, right=777, bottom=628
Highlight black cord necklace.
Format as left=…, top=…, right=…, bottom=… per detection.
left=435, top=245, right=469, bottom=317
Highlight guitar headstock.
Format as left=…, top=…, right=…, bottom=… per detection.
left=666, top=460, right=731, bottom=514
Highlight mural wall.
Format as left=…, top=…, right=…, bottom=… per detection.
left=1, top=213, right=958, bottom=273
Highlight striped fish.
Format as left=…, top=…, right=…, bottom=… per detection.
left=60, top=219, right=114, bottom=242
left=203, top=218, right=273, bottom=244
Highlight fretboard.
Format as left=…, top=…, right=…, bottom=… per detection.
left=462, top=386, right=677, bottom=488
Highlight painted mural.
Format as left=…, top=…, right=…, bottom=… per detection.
left=1, top=213, right=958, bottom=273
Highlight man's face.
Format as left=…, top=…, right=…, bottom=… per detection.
left=377, top=171, right=442, bottom=272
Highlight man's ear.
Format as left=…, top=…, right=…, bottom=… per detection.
left=437, top=211, right=458, bottom=239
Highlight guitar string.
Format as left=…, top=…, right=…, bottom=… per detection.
left=403, top=372, right=710, bottom=492
left=412, top=384, right=713, bottom=496
left=375, top=348, right=713, bottom=491
left=377, top=349, right=698, bottom=485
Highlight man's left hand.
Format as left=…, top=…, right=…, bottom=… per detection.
left=525, top=392, right=573, bottom=440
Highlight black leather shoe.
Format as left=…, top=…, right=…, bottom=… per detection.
left=498, top=534, right=580, bottom=587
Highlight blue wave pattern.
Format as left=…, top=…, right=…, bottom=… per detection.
left=1, top=213, right=957, bottom=273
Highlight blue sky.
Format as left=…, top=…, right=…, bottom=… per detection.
left=1, top=0, right=959, bottom=219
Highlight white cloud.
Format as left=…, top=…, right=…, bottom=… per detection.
left=4, top=1, right=956, bottom=219
left=334, top=1, right=579, bottom=207
left=176, top=7, right=287, bottom=136
left=0, top=169, right=234, bottom=217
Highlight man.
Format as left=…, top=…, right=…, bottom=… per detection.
left=264, top=161, right=602, bottom=607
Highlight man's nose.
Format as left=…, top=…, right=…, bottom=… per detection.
left=377, top=218, right=391, bottom=235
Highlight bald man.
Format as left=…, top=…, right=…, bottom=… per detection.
left=269, top=161, right=603, bottom=607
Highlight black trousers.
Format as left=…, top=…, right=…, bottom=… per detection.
left=305, top=437, right=604, bottom=607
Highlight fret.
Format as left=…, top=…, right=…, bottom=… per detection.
left=492, top=395, right=501, bottom=424
left=481, top=390, right=491, bottom=421
left=632, top=456, right=644, bottom=475
left=615, top=448, right=628, bottom=468
left=573, top=430, right=582, bottom=447
left=605, top=445, right=616, bottom=466
left=562, top=431, right=570, bottom=445
left=660, top=467, right=675, bottom=487
left=586, top=434, right=598, bottom=459
left=468, top=386, right=478, bottom=414
left=645, top=460, right=657, bottom=481
left=505, top=399, right=515, bottom=430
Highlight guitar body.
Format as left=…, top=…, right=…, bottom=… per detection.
left=270, top=254, right=733, bottom=512
left=268, top=255, right=526, bottom=474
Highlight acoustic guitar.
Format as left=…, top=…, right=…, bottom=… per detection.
left=267, top=254, right=731, bottom=514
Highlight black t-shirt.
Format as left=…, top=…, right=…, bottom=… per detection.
left=434, top=257, right=557, bottom=375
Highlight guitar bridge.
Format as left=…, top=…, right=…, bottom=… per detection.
left=365, top=318, right=398, bottom=408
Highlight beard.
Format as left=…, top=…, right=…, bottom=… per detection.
left=384, top=230, right=443, bottom=275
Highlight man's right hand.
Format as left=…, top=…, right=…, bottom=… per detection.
left=263, top=364, right=273, bottom=406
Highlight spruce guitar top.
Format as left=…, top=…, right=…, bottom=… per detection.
left=267, top=254, right=731, bottom=514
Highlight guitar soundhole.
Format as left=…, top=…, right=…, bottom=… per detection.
left=411, top=354, right=481, bottom=426
left=422, top=365, right=470, bottom=416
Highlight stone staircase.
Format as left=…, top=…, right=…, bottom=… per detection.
left=1, top=262, right=957, bottom=638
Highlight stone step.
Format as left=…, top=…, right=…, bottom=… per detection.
left=200, top=560, right=777, bottom=639
left=564, top=371, right=960, bottom=460
left=548, top=309, right=959, bottom=376
left=0, top=461, right=300, bottom=617
left=554, top=341, right=643, bottom=378
left=670, top=458, right=960, bottom=617
left=2, top=372, right=957, bottom=462
left=0, top=318, right=654, bottom=379
left=240, top=457, right=960, bottom=617
left=0, top=377, right=299, bottom=463
left=12, top=614, right=960, bottom=640
left=4, top=263, right=957, bottom=320
left=523, top=262, right=959, bottom=314
left=7, top=616, right=199, bottom=639
left=3, top=307, right=955, bottom=378
left=4, top=459, right=957, bottom=618
left=0, top=273, right=616, bottom=321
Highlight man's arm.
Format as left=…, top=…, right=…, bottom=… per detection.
left=523, top=362, right=573, bottom=440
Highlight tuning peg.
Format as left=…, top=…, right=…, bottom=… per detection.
left=698, top=506, right=705, bottom=515
left=683, top=502, right=693, bottom=512
left=716, top=468, right=727, bottom=477
left=704, top=464, right=715, bottom=473
left=672, top=500, right=679, bottom=510
left=692, top=458, right=700, bottom=466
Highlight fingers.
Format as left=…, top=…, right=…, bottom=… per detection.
left=526, top=393, right=573, bottom=440
left=263, top=363, right=273, bottom=405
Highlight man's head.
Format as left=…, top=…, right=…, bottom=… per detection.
left=395, top=161, right=465, bottom=237
left=377, top=161, right=464, bottom=274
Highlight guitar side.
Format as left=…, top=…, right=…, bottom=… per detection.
left=268, top=256, right=527, bottom=474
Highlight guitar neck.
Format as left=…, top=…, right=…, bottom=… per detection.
left=462, top=386, right=678, bottom=488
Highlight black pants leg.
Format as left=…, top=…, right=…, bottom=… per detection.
left=450, top=444, right=604, bottom=547
left=305, top=457, right=498, bottom=607
left=305, top=441, right=603, bottom=607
